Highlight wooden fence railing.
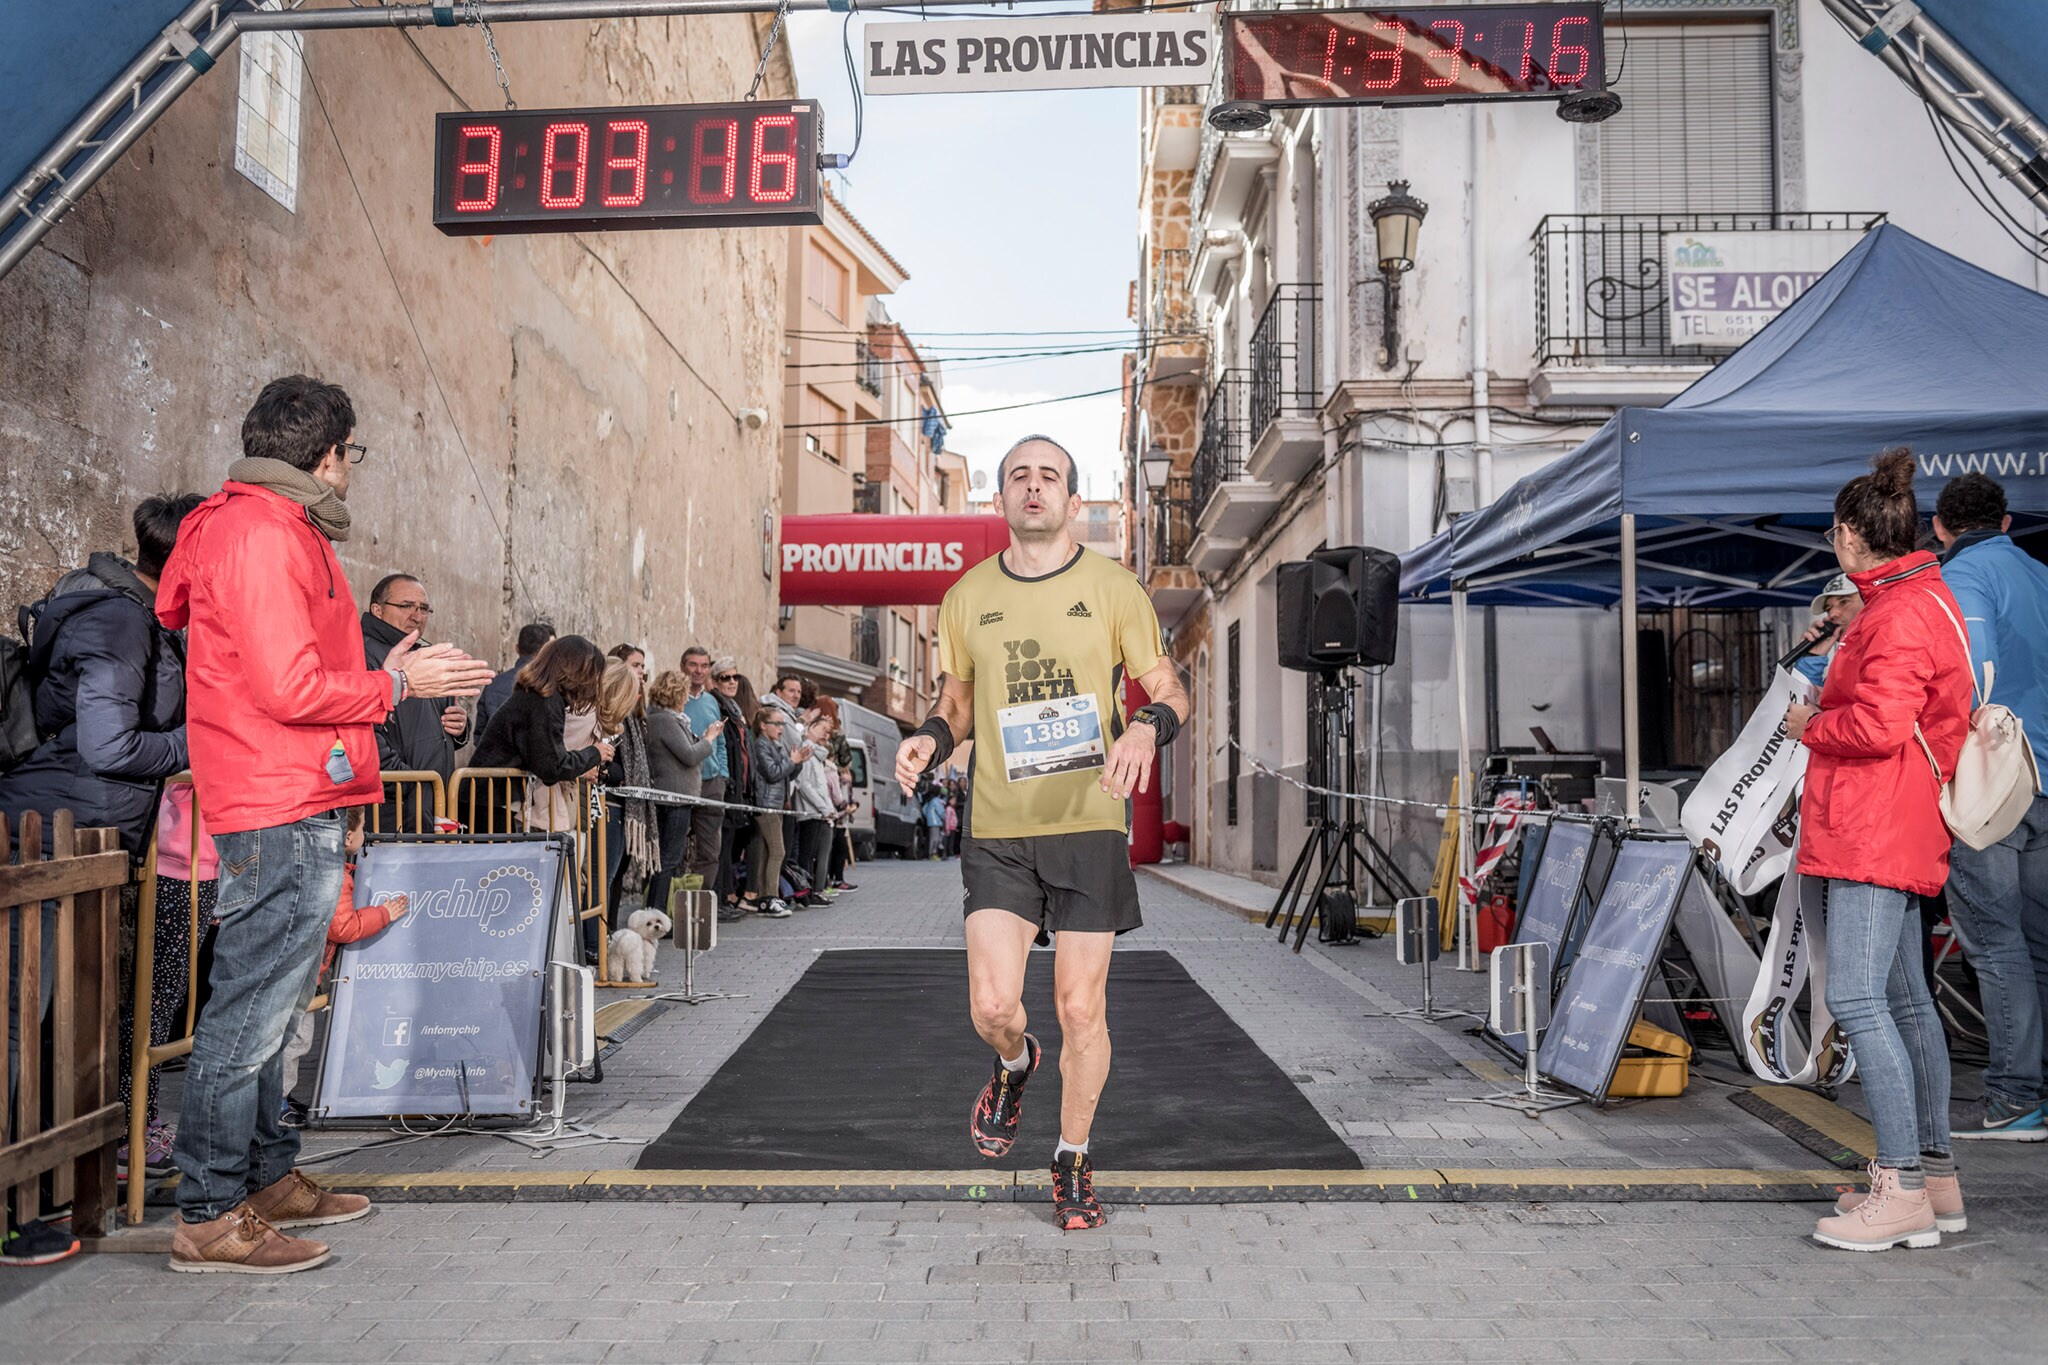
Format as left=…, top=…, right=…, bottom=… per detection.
left=2, top=810, right=127, bottom=1238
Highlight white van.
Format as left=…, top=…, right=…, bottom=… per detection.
left=835, top=697, right=916, bottom=858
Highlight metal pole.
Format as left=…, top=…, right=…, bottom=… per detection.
left=1621, top=512, right=1642, bottom=828
left=0, top=0, right=1012, bottom=282
left=1451, top=583, right=1476, bottom=969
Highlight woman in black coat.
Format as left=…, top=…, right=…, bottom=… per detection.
left=464, top=635, right=613, bottom=832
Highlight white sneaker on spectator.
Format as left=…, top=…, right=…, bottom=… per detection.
left=763, top=898, right=793, bottom=918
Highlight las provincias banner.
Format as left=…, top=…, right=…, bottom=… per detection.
left=779, top=513, right=1012, bottom=607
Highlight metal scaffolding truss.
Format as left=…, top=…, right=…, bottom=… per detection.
left=1819, top=0, right=2048, bottom=217
left=0, top=0, right=1006, bottom=284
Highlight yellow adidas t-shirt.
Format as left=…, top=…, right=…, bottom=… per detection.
left=938, top=545, right=1163, bottom=840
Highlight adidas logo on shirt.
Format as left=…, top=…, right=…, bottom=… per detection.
left=1066, top=601, right=1091, bottom=618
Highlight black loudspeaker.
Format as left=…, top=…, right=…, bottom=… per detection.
left=1277, top=546, right=1401, bottom=671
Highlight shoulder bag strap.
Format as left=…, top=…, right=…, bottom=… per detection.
left=1923, top=588, right=1989, bottom=707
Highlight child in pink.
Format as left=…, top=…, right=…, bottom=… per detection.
left=120, top=782, right=218, bottom=1172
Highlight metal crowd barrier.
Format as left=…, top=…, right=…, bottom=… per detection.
left=124, top=770, right=446, bottom=1226
left=2, top=810, right=127, bottom=1238
left=446, top=767, right=614, bottom=984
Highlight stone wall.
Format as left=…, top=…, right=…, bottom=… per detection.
left=0, top=16, right=795, bottom=679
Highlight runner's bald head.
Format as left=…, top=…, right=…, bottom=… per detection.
left=998, top=435, right=1080, bottom=496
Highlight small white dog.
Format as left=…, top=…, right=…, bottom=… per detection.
left=608, top=907, right=671, bottom=984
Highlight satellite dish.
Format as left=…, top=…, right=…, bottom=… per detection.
left=970, top=469, right=988, bottom=491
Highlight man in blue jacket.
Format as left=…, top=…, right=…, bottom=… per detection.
left=1934, top=473, right=2048, bottom=1142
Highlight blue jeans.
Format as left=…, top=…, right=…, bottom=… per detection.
left=172, top=811, right=344, bottom=1222
left=1823, top=879, right=1952, bottom=1167
left=1945, top=794, right=2048, bottom=1109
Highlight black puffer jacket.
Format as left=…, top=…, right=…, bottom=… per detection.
left=361, top=612, right=468, bottom=831
left=0, top=553, right=187, bottom=856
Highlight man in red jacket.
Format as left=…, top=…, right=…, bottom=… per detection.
left=156, top=375, right=494, bottom=1275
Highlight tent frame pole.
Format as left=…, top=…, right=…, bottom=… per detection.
left=1452, top=582, right=1477, bottom=969
left=1621, top=513, right=1641, bottom=829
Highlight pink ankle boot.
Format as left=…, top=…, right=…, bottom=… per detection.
left=1813, top=1164, right=1941, bottom=1251
left=1834, top=1162, right=1966, bottom=1232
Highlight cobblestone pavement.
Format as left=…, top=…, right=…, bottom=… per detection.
left=5, top=859, right=2044, bottom=1361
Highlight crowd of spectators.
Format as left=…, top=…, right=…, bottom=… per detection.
left=0, top=373, right=857, bottom=1272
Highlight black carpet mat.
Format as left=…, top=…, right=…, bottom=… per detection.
left=637, top=948, right=1362, bottom=1172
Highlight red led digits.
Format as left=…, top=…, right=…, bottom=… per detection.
left=1548, top=15, right=1592, bottom=86
left=601, top=119, right=649, bottom=208
left=750, top=114, right=799, bottom=204
left=539, top=122, right=589, bottom=209
left=1514, top=21, right=1537, bottom=84
left=1421, top=19, right=1465, bottom=89
left=1362, top=18, right=1406, bottom=91
left=689, top=118, right=739, bottom=204
left=1313, top=24, right=1340, bottom=83
left=453, top=124, right=501, bottom=212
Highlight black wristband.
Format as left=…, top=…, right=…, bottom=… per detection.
left=1133, top=703, right=1179, bottom=747
left=913, top=716, right=956, bottom=772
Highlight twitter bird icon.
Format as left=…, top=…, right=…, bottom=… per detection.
left=372, top=1057, right=408, bottom=1091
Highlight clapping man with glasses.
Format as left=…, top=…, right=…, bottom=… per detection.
left=156, top=374, right=495, bottom=1274
left=362, top=573, right=469, bottom=829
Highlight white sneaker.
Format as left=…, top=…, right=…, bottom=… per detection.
left=763, top=898, right=793, bottom=918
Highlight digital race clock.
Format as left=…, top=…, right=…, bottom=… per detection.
left=1224, top=4, right=1605, bottom=107
left=432, top=100, right=822, bottom=236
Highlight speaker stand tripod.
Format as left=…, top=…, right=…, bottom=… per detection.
left=1267, top=671, right=1418, bottom=953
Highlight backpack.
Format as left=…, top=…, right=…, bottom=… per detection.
left=1, top=597, right=62, bottom=773
left=1914, top=592, right=2041, bottom=850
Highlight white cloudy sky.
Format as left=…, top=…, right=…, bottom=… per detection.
left=786, top=5, right=1139, bottom=502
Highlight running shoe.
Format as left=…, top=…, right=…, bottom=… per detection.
left=761, top=898, right=794, bottom=919
left=833, top=880, right=857, bottom=891
left=0, top=1218, right=80, bottom=1267
left=1050, top=1151, right=1107, bottom=1231
left=1951, top=1095, right=2047, bottom=1142
left=969, top=1033, right=1040, bottom=1159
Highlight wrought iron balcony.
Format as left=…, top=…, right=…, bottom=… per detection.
left=1532, top=212, right=1884, bottom=366
left=1189, top=369, right=1249, bottom=523
left=1150, top=479, right=1195, bottom=573
left=855, top=338, right=884, bottom=396
left=853, top=609, right=882, bottom=668
left=1248, top=283, right=1320, bottom=438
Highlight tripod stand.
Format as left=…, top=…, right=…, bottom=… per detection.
left=1267, top=670, right=1418, bottom=953
left=648, top=889, right=747, bottom=1006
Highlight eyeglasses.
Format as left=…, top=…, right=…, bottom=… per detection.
left=382, top=599, right=432, bottom=615
left=1823, top=524, right=1846, bottom=545
left=339, top=441, right=368, bottom=465
left=713, top=673, right=737, bottom=682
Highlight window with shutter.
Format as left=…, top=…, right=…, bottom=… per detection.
left=1600, top=21, right=1776, bottom=214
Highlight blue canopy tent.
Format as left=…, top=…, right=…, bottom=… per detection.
left=1399, top=223, right=2048, bottom=816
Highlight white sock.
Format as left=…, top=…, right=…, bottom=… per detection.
left=1000, top=1044, right=1030, bottom=1073
left=1056, top=1138, right=1088, bottom=1161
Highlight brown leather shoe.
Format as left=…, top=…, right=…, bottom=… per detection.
left=168, top=1203, right=330, bottom=1275
left=247, top=1169, right=372, bottom=1229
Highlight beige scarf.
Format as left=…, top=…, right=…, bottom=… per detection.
left=227, top=456, right=352, bottom=542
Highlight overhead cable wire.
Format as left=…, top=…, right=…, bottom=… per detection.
left=785, top=384, right=1125, bottom=427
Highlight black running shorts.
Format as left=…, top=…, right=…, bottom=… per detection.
left=961, top=830, right=1143, bottom=945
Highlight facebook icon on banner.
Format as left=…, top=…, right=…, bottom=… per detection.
left=383, top=1017, right=412, bottom=1048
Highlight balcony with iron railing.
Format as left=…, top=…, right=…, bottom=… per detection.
left=855, top=338, right=884, bottom=396
left=1531, top=211, right=1884, bottom=403
left=1146, top=474, right=1203, bottom=622
left=1146, top=246, right=1204, bottom=385
left=1189, top=368, right=1281, bottom=571
left=1245, top=282, right=1322, bottom=487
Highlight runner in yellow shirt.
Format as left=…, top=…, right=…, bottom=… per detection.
left=895, top=435, right=1190, bottom=1230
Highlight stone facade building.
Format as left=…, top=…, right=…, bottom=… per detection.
left=0, top=14, right=798, bottom=681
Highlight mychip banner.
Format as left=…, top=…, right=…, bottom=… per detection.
left=315, top=838, right=570, bottom=1119
left=860, top=15, right=1217, bottom=95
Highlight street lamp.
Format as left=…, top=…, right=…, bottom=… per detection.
left=1367, top=180, right=1429, bottom=371
left=1140, top=445, right=1172, bottom=496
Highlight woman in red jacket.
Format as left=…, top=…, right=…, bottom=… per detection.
left=1786, top=450, right=1973, bottom=1252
